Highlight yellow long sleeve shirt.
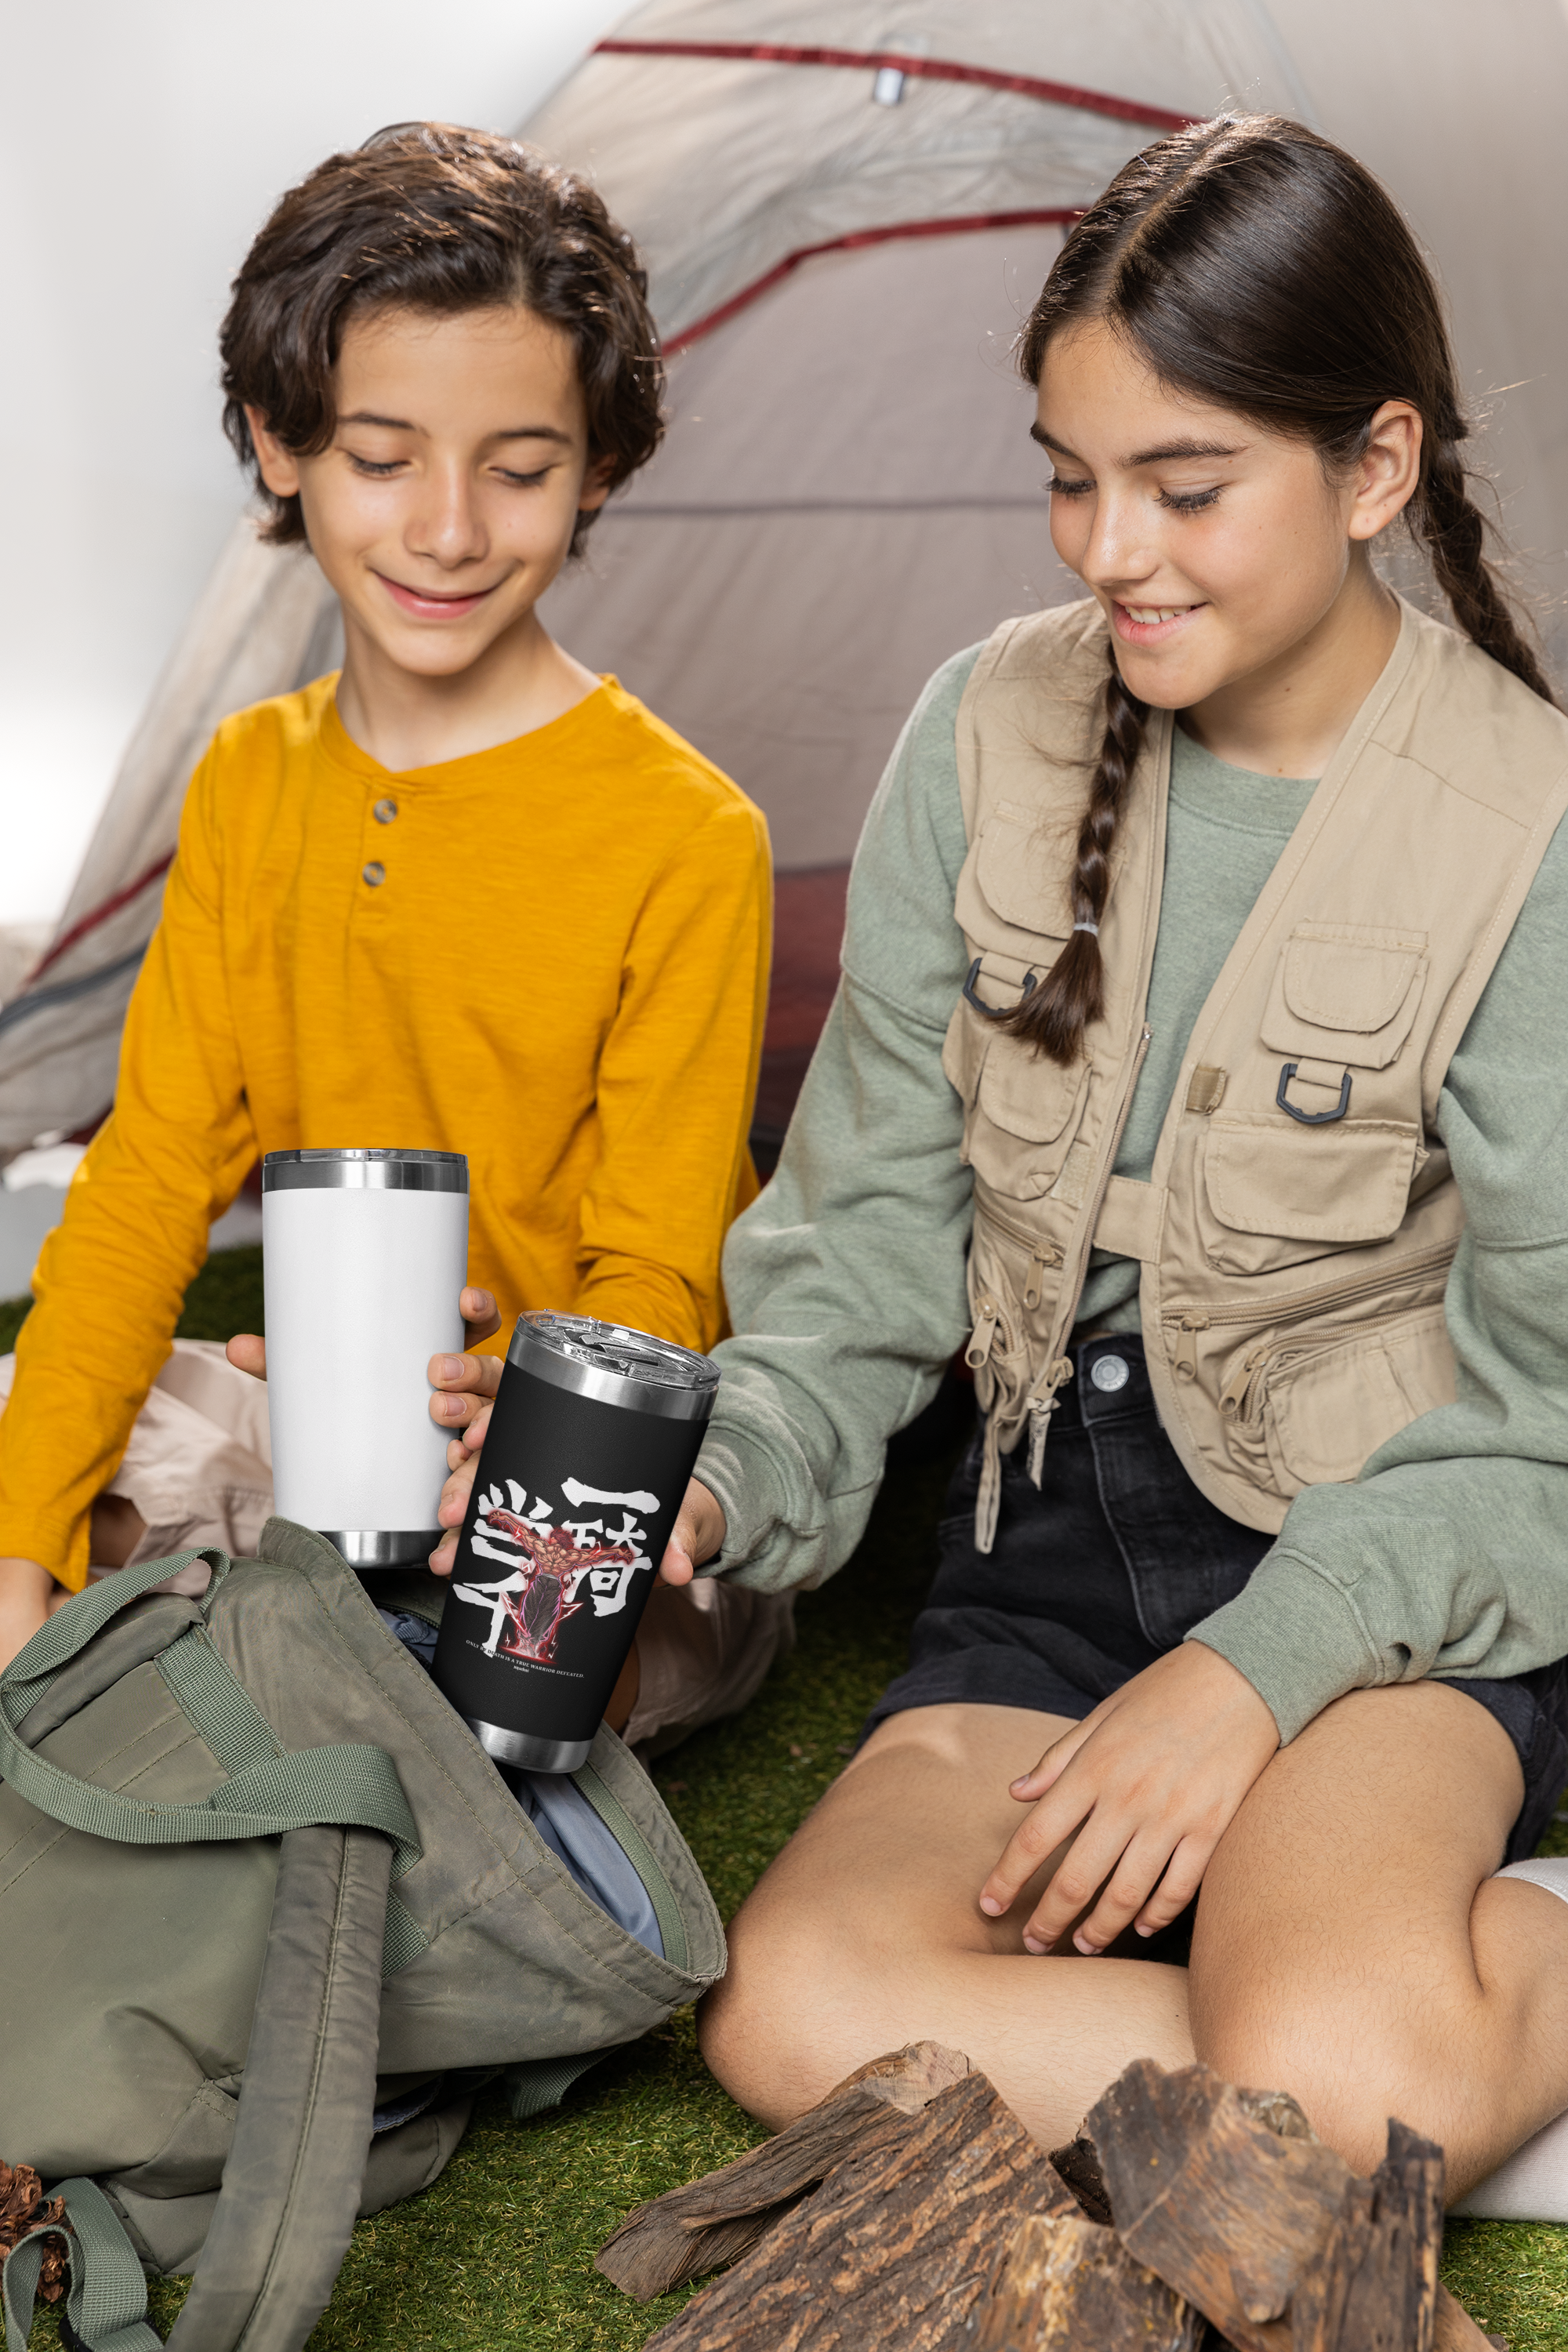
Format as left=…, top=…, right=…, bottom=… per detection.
left=0, top=674, right=771, bottom=1587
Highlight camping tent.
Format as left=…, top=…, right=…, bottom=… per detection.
left=5, top=0, right=1566, bottom=1157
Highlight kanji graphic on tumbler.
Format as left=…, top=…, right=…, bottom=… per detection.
left=454, top=1475, right=656, bottom=1664
left=433, top=1313, right=720, bottom=1773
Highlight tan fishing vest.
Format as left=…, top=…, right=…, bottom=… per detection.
left=944, top=597, right=1568, bottom=1548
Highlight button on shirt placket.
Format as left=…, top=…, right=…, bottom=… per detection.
left=362, top=795, right=397, bottom=894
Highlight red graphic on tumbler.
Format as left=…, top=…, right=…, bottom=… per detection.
left=453, top=1477, right=659, bottom=1664
left=468, top=1512, right=634, bottom=1663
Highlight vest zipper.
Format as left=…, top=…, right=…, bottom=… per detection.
left=1166, top=1236, right=1457, bottom=1388
left=1023, top=1243, right=1065, bottom=1312
left=1173, top=1312, right=1210, bottom=1382
left=1026, top=1359, right=1075, bottom=1481
left=1018, top=1025, right=1152, bottom=1483
left=965, top=1294, right=1004, bottom=1370
left=1218, top=1291, right=1445, bottom=1428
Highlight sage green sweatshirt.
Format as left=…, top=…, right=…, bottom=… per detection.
left=695, top=645, right=1568, bottom=1744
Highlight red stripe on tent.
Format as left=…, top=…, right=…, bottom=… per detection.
left=27, top=851, right=173, bottom=985
left=670, top=209, right=1082, bottom=350
left=592, top=38, right=1200, bottom=133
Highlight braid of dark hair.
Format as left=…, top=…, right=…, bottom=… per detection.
left=1416, top=443, right=1556, bottom=706
left=1005, top=648, right=1149, bottom=1065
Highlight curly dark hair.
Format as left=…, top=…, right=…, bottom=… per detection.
left=219, top=122, right=663, bottom=556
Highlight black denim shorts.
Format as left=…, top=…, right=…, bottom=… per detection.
left=868, top=1333, right=1568, bottom=1865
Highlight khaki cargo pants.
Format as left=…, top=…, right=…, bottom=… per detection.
left=0, top=1341, right=793, bottom=1762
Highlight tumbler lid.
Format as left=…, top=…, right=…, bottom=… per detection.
left=507, top=1312, right=720, bottom=1421
left=263, top=1148, right=468, bottom=1194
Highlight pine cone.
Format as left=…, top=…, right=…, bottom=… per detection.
left=0, top=2161, right=71, bottom=2302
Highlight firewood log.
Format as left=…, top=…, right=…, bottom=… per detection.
left=596, top=2041, right=971, bottom=2299
left=1084, top=2060, right=1352, bottom=2352
left=1047, top=2128, right=1114, bottom=2226
left=639, top=2069, right=1072, bottom=2351
left=970, top=2210, right=1206, bottom=2350
left=1287, top=2117, right=1443, bottom=2352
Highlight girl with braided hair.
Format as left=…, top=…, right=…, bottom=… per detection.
left=445, top=113, right=1568, bottom=2203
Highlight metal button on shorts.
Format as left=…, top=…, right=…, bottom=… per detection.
left=1090, top=1353, right=1131, bottom=1393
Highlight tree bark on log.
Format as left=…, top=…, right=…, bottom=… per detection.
left=1085, top=2060, right=1352, bottom=2352
left=1046, top=2129, right=1114, bottom=2227
left=1287, top=2117, right=1443, bottom=2352
left=596, top=2042, right=971, bottom=2300
left=640, top=2069, right=1071, bottom=2352
left=970, top=2210, right=1206, bottom=2351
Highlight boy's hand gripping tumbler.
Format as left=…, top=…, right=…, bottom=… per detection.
left=262, top=1148, right=468, bottom=1566
left=432, top=1312, right=720, bottom=1773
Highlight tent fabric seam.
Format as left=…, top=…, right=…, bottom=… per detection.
left=0, top=947, right=147, bottom=1040
left=670, top=209, right=1080, bottom=348
left=22, top=852, right=173, bottom=989
left=591, top=38, right=1200, bottom=132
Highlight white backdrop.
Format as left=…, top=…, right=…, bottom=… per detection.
left=0, top=0, right=625, bottom=931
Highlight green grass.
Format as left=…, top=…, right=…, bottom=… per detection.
left=5, top=1248, right=1568, bottom=2346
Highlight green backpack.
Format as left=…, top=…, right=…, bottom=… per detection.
left=0, top=1519, right=724, bottom=2352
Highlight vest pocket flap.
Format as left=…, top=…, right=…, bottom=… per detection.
left=1203, top=1114, right=1421, bottom=1245
left=974, top=799, right=1076, bottom=937
left=1263, top=1307, right=1456, bottom=1490
left=1261, top=924, right=1428, bottom=1069
left=978, top=1033, right=1090, bottom=1146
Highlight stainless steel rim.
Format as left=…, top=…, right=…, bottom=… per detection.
left=320, top=1528, right=441, bottom=1566
left=464, top=1719, right=592, bottom=1774
left=263, top=1149, right=467, bottom=1194
left=506, top=1312, right=719, bottom=1421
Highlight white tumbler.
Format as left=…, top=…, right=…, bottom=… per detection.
left=262, top=1148, right=469, bottom=1567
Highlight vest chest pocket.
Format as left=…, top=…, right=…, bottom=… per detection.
left=1199, top=1115, right=1424, bottom=1276
left=963, top=1025, right=1091, bottom=1200
left=942, top=952, right=1091, bottom=1201
left=1261, top=923, right=1429, bottom=1069
left=1199, top=922, right=1432, bottom=1276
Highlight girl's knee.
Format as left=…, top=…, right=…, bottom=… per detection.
left=1193, top=1991, right=1451, bottom=2176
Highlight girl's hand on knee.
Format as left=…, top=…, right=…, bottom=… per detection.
left=657, top=1479, right=726, bottom=1590
left=978, top=1642, right=1279, bottom=1955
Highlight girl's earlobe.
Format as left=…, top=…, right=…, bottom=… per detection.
left=1349, top=401, right=1422, bottom=541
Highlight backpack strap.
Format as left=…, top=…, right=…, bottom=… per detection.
left=163, top=1824, right=392, bottom=2352
left=0, top=1552, right=422, bottom=2350
left=0, top=1550, right=423, bottom=1881
left=2, top=1829, right=395, bottom=2352
left=3, top=2176, right=160, bottom=2352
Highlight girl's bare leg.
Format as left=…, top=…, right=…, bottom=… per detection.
left=1190, top=1679, right=1568, bottom=2197
left=702, top=1684, right=1568, bottom=2197
left=698, top=1701, right=1193, bottom=2145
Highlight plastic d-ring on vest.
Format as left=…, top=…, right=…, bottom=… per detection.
left=1276, top=1062, right=1353, bottom=1125
left=962, top=957, right=1038, bottom=1019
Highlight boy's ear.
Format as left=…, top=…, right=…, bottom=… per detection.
left=577, top=452, right=617, bottom=516
left=245, top=405, right=303, bottom=499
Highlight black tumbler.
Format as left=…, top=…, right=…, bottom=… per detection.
left=432, top=1312, right=720, bottom=1772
